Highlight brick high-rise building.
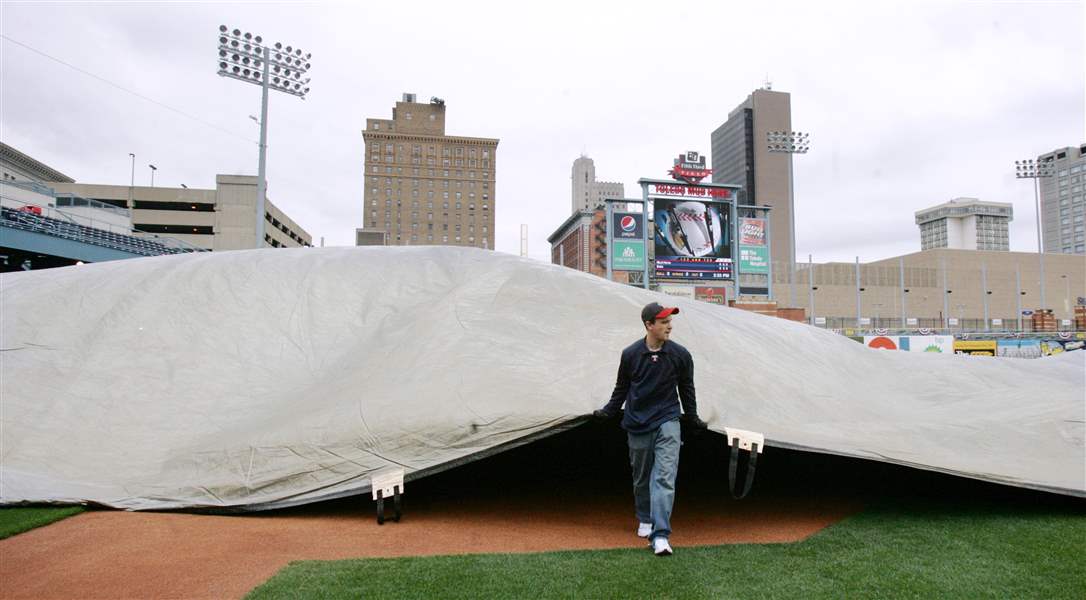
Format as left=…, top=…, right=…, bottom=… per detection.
left=360, top=93, right=498, bottom=248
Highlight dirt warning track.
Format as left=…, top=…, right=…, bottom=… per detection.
left=0, top=490, right=856, bottom=600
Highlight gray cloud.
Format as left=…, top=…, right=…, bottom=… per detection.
left=1, top=0, right=1081, bottom=262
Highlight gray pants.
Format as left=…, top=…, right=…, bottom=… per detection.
left=627, top=418, right=681, bottom=541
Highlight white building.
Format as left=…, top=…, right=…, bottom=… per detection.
left=915, top=197, right=1013, bottom=251
left=571, top=155, right=624, bottom=213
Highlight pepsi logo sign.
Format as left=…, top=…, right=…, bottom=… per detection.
left=620, top=215, right=636, bottom=232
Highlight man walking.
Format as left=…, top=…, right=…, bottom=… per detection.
left=594, top=302, right=708, bottom=556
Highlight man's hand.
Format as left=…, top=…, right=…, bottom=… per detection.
left=681, top=413, right=709, bottom=435
left=592, top=408, right=618, bottom=421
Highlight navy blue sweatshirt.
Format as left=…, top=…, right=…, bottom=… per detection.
left=602, top=338, right=697, bottom=434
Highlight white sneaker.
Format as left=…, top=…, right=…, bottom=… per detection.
left=652, top=537, right=673, bottom=556
left=637, top=522, right=653, bottom=538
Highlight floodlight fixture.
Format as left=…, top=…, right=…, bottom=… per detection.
left=1014, top=156, right=1056, bottom=310
left=217, top=25, right=312, bottom=99
left=765, top=130, right=812, bottom=309
left=217, top=24, right=314, bottom=249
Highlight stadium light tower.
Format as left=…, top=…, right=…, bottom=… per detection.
left=767, top=130, right=810, bottom=309
left=217, top=25, right=312, bottom=248
left=1015, top=158, right=1055, bottom=310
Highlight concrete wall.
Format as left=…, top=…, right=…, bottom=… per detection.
left=776, top=249, right=1085, bottom=324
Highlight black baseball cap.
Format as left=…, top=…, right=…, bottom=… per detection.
left=642, top=302, right=679, bottom=323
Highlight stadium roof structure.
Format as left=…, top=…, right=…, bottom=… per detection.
left=1, top=247, right=1083, bottom=510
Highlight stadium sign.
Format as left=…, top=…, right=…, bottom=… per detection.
left=668, top=151, right=713, bottom=184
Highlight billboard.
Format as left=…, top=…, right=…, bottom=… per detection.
left=657, top=283, right=695, bottom=300
left=608, top=210, right=647, bottom=275
left=653, top=199, right=731, bottom=280
left=611, top=212, right=644, bottom=239
left=953, top=340, right=997, bottom=356
left=611, top=240, right=645, bottom=271
left=694, top=286, right=727, bottom=305
left=738, top=218, right=769, bottom=274
left=864, top=335, right=954, bottom=353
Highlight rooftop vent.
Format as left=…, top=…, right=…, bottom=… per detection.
left=402, top=93, right=416, bottom=103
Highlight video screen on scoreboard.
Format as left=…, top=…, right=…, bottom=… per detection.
left=653, top=199, right=732, bottom=280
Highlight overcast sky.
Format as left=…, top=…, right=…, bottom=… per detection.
left=2, top=0, right=1082, bottom=263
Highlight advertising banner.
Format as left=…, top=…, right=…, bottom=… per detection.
left=694, top=286, right=727, bottom=305
left=906, top=335, right=954, bottom=353
left=738, top=218, right=769, bottom=274
left=997, top=339, right=1041, bottom=359
left=611, top=212, right=644, bottom=239
left=611, top=240, right=645, bottom=271
left=653, top=198, right=732, bottom=281
left=954, top=340, right=997, bottom=356
left=864, top=336, right=902, bottom=350
left=657, top=283, right=695, bottom=300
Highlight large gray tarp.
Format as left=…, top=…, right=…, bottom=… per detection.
left=1, top=247, right=1083, bottom=510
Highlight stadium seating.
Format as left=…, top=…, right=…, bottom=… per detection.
left=1, top=206, right=204, bottom=257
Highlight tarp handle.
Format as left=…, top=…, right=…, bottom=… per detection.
left=376, top=488, right=402, bottom=525
left=728, top=437, right=760, bottom=500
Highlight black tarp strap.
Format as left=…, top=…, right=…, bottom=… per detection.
left=728, top=437, right=760, bottom=500
left=376, top=488, right=402, bottom=525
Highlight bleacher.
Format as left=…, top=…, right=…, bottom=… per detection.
left=1, top=206, right=205, bottom=257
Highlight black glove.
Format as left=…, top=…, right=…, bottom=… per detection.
left=592, top=408, right=618, bottom=421
left=681, top=414, right=709, bottom=435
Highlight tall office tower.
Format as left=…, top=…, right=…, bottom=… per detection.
left=915, top=198, right=1013, bottom=251
left=1039, top=144, right=1086, bottom=255
left=710, top=87, right=794, bottom=265
left=571, top=155, right=624, bottom=214
left=361, top=93, right=499, bottom=248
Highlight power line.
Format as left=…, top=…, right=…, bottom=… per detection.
left=1, top=34, right=256, bottom=145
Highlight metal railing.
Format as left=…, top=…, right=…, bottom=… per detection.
left=1, top=204, right=205, bottom=257
left=1, top=184, right=207, bottom=256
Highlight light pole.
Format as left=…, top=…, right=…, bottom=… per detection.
left=1061, top=274, right=1070, bottom=315
left=1015, top=158, right=1055, bottom=310
left=807, top=254, right=815, bottom=325
left=981, top=261, right=989, bottom=331
left=128, top=153, right=135, bottom=209
left=767, top=130, right=810, bottom=310
left=855, top=256, right=863, bottom=329
left=148, top=164, right=157, bottom=187
left=217, top=25, right=312, bottom=249
left=1016, top=264, right=1023, bottom=332
left=899, top=256, right=907, bottom=329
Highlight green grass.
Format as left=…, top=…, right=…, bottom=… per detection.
left=247, top=498, right=1086, bottom=599
left=0, top=506, right=84, bottom=540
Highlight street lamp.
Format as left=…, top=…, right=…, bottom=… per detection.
left=1015, top=158, right=1056, bottom=310
left=217, top=25, right=312, bottom=248
left=148, top=164, right=157, bottom=187
left=767, top=130, right=810, bottom=310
